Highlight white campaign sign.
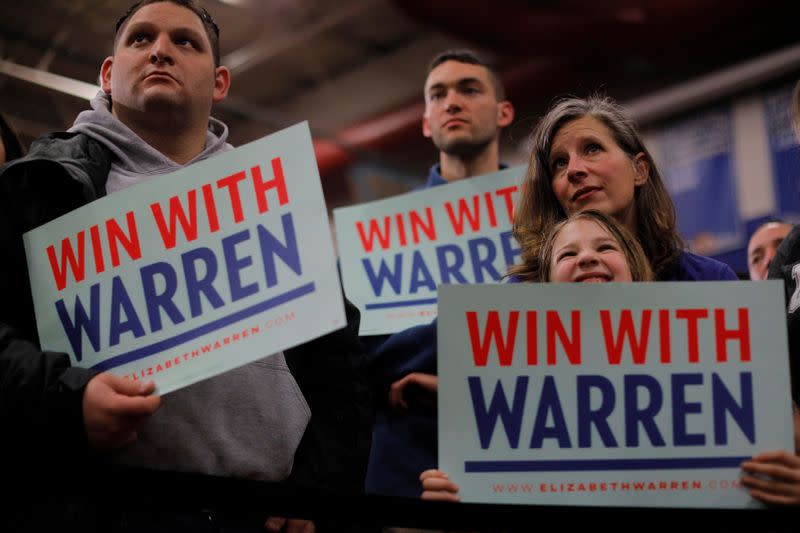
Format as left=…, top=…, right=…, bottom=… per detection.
left=334, top=166, right=524, bottom=335
left=24, top=122, right=345, bottom=394
left=438, top=282, right=793, bottom=508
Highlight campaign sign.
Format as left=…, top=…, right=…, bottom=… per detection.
left=23, top=122, right=345, bottom=395
left=334, top=167, right=523, bottom=335
left=438, top=282, right=793, bottom=508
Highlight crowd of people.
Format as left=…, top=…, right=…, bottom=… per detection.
left=1, top=0, right=800, bottom=530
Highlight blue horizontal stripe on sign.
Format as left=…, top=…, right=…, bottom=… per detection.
left=464, top=456, right=751, bottom=472
left=91, top=282, right=316, bottom=371
left=365, top=298, right=437, bottom=309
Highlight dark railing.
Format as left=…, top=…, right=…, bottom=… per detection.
left=6, top=466, right=795, bottom=532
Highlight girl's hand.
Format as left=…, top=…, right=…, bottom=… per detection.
left=741, top=450, right=800, bottom=505
left=420, top=469, right=460, bottom=502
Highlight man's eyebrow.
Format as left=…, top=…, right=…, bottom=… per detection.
left=122, top=20, right=157, bottom=33
left=426, top=77, right=485, bottom=95
left=124, top=20, right=205, bottom=39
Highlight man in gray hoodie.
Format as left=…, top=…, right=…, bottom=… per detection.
left=0, top=0, right=370, bottom=530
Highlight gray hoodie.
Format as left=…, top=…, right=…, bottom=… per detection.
left=70, top=91, right=232, bottom=193
left=70, top=92, right=310, bottom=481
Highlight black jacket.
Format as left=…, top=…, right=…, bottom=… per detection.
left=0, top=132, right=372, bottom=494
left=768, top=223, right=800, bottom=404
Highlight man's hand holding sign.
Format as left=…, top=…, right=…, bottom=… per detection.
left=83, top=373, right=161, bottom=450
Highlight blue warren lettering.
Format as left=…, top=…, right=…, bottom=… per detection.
left=54, top=213, right=302, bottom=361
left=467, top=372, right=755, bottom=450
left=362, top=230, right=520, bottom=297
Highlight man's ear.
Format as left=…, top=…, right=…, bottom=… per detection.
left=497, top=100, right=514, bottom=128
left=212, top=66, right=231, bottom=103
left=422, top=113, right=432, bottom=139
left=633, top=152, right=650, bottom=186
left=100, top=57, right=114, bottom=95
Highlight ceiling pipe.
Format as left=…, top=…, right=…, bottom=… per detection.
left=312, top=102, right=420, bottom=178
left=0, top=58, right=99, bottom=100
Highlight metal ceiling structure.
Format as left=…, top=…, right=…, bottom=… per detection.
left=1, top=0, right=799, bottom=196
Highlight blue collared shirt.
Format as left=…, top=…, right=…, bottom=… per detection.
left=422, top=163, right=509, bottom=189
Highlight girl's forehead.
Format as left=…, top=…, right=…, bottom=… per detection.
left=557, top=218, right=611, bottom=240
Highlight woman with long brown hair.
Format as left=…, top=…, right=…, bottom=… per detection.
left=509, top=95, right=736, bottom=282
